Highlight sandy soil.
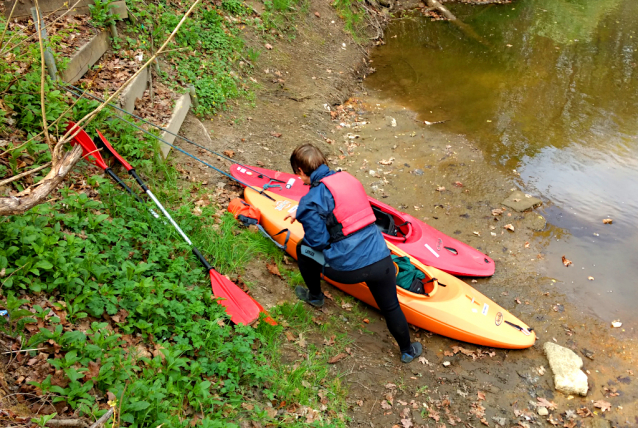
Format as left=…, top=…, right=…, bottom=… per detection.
left=167, top=2, right=638, bottom=427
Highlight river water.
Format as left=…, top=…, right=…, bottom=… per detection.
left=365, top=0, right=638, bottom=323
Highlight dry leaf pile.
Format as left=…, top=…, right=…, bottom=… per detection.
left=8, top=14, right=96, bottom=58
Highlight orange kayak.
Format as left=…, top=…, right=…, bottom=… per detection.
left=244, top=188, right=536, bottom=349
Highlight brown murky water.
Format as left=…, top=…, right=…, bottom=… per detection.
left=366, top=0, right=638, bottom=323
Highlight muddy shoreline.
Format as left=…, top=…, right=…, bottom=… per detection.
left=172, top=1, right=637, bottom=426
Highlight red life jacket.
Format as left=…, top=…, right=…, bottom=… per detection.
left=316, top=172, right=376, bottom=242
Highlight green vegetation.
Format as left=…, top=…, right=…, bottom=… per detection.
left=331, top=0, right=367, bottom=41
left=1, top=178, right=350, bottom=426
left=88, top=0, right=118, bottom=29
left=0, top=0, right=377, bottom=425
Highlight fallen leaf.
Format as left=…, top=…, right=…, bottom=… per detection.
left=477, top=391, right=486, bottom=401
left=379, top=158, right=395, bottom=165
left=270, top=132, right=282, bottom=138
left=524, top=242, right=530, bottom=248
left=385, top=383, right=397, bottom=389
left=401, top=418, right=413, bottom=428
left=84, top=361, right=100, bottom=382
left=576, top=407, right=593, bottom=417
left=491, top=208, right=504, bottom=216
left=418, top=356, right=429, bottom=365
left=602, top=218, right=613, bottom=224
left=356, top=399, right=363, bottom=406
left=324, top=290, right=334, bottom=301
left=341, top=302, right=353, bottom=311
left=323, top=335, right=335, bottom=346
left=537, top=397, right=557, bottom=410
left=380, top=400, right=392, bottom=410
left=444, top=351, right=454, bottom=357
left=314, top=11, right=320, bottom=17
left=285, top=331, right=295, bottom=342
left=297, top=333, right=307, bottom=348
left=503, top=224, right=515, bottom=232
left=593, top=400, right=611, bottom=412
left=473, top=231, right=481, bottom=237
left=223, top=150, right=235, bottom=158
left=266, top=262, right=282, bottom=277
left=453, top=181, right=463, bottom=187
left=363, top=318, right=369, bottom=324
left=265, top=43, right=273, bottom=50
left=515, top=298, right=522, bottom=304
left=436, top=186, right=446, bottom=192
left=328, top=353, right=347, bottom=364
left=561, top=256, right=572, bottom=267
left=480, top=418, right=489, bottom=426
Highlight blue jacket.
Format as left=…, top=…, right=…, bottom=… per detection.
left=296, top=164, right=390, bottom=271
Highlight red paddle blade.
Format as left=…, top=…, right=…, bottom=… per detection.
left=66, top=122, right=109, bottom=171
left=209, top=269, right=261, bottom=325
left=96, top=130, right=133, bottom=171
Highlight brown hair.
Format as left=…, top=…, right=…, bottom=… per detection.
left=290, top=144, right=327, bottom=176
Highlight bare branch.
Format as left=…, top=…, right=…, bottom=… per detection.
left=0, top=0, right=19, bottom=50
left=0, top=162, right=51, bottom=187
left=0, top=145, right=82, bottom=216
left=88, top=408, right=114, bottom=428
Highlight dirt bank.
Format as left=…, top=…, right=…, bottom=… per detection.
left=171, top=1, right=637, bottom=426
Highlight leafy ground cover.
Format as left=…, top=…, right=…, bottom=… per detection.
left=1, top=173, right=351, bottom=427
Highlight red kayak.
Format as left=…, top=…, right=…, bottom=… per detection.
left=231, top=164, right=494, bottom=277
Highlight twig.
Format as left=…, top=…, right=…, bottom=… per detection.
left=0, top=0, right=19, bottom=51
left=1, top=347, right=47, bottom=354
left=45, top=420, right=88, bottom=428
left=88, top=409, right=113, bottom=428
left=368, top=398, right=377, bottom=415
left=0, top=262, right=28, bottom=289
left=33, top=0, right=53, bottom=155
left=0, top=162, right=51, bottom=187
left=53, top=0, right=203, bottom=162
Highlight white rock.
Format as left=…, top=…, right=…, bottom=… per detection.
left=543, top=342, right=589, bottom=396
left=537, top=407, right=549, bottom=416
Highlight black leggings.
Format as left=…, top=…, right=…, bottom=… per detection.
left=296, top=243, right=412, bottom=353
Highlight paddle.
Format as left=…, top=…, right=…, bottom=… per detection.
left=67, top=122, right=272, bottom=325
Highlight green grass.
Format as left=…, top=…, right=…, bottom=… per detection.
left=331, top=0, right=368, bottom=41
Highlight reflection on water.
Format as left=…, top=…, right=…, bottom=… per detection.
left=366, top=0, right=638, bottom=322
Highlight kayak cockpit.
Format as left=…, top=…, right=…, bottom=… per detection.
left=370, top=202, right=413, bottom=242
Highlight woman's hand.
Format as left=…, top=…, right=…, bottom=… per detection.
left=284, top=211, right=297, bottom=224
